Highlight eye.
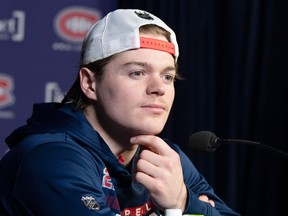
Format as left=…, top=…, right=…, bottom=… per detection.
left=162, top=74, right=175, bottom=83
left=130, top=70, right=145, bottom=78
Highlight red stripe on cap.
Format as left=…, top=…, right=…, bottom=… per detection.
left=140, top=37, right=175, bottom=55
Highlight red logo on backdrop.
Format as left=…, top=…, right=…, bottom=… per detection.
left=54, top=6, right=101, bottom=43
left=0, top=74, right=15, bottom=108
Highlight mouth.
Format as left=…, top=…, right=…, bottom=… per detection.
left=141, top=104, right=166, bottom=114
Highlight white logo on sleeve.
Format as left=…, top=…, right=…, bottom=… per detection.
left=81, top=195, right=100, bottom=211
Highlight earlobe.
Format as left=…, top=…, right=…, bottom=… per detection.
left=79, top=67, right=97, bottom=100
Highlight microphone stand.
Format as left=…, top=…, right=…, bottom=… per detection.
left=220, top=139, right=288, bottom=159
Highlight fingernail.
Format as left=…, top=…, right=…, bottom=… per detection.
left=130, top=137, right=136, bottom=143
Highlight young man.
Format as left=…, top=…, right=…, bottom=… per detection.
left=0, top=9, right=240, bottom=216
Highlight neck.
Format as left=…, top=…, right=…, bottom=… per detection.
left=116, top=146, right=139, bottom=166
left=83, top=105, right=139, bottom=166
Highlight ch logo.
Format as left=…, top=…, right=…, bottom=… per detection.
left=0, top=73, right=15, bottom=108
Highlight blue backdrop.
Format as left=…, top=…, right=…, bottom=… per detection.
left=0, top=1, right=117, bottom=157
left=2, top=1, right=288, bottom=215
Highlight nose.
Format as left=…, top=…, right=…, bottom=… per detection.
left=146, top=76, right=165, bottom=96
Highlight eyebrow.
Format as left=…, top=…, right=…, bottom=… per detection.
left=121, top=61, right=176, bottom=71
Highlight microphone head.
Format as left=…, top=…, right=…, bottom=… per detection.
left=188, top=131, right=217, bottom=152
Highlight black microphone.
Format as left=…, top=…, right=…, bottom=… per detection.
left=188, top=131, right=288, bottom=158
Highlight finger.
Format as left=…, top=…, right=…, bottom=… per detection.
left=198, top=195, right=215, bottom=207
left=136, top=150, right=173, bottom=180
left=198, top=195, right=209, bottom=202
left=209, top=200, right=215, bottom=207
left=130, top=135, right=172, bottom=156
left=136, top=157, right=160, bottom=177
left=134, top=171, right=163, bottom=194
left=139, top=149, right=163, bottom=167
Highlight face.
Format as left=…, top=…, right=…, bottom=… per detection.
left=93, top=33, right=176, bottom=136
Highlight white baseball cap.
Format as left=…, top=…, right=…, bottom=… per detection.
left=80, top=9, right=179, bottom=64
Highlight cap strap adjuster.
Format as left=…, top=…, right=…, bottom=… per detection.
left=140, top=37, right=175, bottom=55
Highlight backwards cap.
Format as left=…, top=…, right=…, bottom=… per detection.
left=81, top=9, right=179, bottom=64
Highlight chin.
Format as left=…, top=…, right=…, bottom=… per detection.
left=135, top=127, right=163, bottom=136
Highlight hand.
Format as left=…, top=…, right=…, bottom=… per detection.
left=130, top=135, right=187, bottom=211
left=198, top=195, right=215, bottom=207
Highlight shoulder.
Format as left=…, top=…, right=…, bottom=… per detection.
left=13, top=133, right=104, bottom=184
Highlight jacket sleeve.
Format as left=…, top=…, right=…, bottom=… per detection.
left=170, top=143, right=240, bottom=216
left=13, top=139, right=120, bottom=216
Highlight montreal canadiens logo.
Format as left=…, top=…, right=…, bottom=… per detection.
left=0, top=74, right=15, bottom=108
left=54, top=6, right=101, bottom=43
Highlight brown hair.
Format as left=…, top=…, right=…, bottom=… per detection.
left=61, top=24, right=180, bottom=111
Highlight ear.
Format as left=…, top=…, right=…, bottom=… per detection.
left=79, top=67, right=97, bottom=100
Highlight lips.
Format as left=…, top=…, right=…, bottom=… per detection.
left=141, top=103, right=166, bottom=113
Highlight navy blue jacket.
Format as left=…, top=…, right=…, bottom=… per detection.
left=0, top=103, right=240, bottom=215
